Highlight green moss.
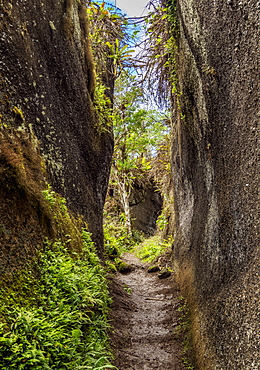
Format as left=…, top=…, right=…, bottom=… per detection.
left=41, top=185, right=83, bottom=252
left=115, top=259, right=132, bottom=273
left=0, top=126, right=116, bottom=369
left=173, top=296, right=195, bottom=370
left=148, top=265, right=160, bottom=273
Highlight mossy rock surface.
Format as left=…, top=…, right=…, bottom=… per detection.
left=158, top=269, right=171, bottom=279
left=117, top=261, right=133, bottom=274
left=148, top=265, right=160, bottom=273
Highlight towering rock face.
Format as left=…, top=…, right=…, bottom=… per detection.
left=172, top=0, right=259, bottom=368
left=0, top=0, right=113, bottom=254
left=130, top=181, right=163, bottom=235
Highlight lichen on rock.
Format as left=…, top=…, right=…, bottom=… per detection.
left=0, top=0, right=114, bottom=255
left=172, top=0, right=260, bottom=367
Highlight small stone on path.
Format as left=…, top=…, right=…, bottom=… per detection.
left=148, top=265, right=160, bottom=273
left=110, top=253, right=185, bottom=370
left=158, top=269, right=171, bottom=279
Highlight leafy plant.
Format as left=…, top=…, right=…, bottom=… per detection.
left=41, top=185, right=83, bottom=252
left=123, top=285, right=132, bottom=295
left=137, top=0, right=179, bottom=107
left=105, top=38, right=134, bottom=78
left=133, top=235, right=173, bottom=263
left=0, top=232, right=116, bottom=370
left=87, top=2, right=136, bottom=133
left=104, top=212, right=144, bottom=258
left=93, top=77, right=113, bottom=132
left=87, top=1, right=137, bottom=78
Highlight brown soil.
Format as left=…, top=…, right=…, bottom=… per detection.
left=109, top=253, right=186, bottom=370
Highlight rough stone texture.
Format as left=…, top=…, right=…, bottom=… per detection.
left=130, top=181, right=163, bottom=235
left=0, top=0, right=113, bottom=254
left=172, top=0, right=260, bottom=368
left=0, top=129, right=54, bottom=276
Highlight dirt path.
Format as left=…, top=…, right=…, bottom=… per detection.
left=109, top=253, right=186, bottom=370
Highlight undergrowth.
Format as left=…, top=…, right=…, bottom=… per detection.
left=103, top=212, right=144, bottom=272
left=175, top=296, right=194, bottom=370
left=0, top=231, right=115, bottom=370
left=0, top=129, right=116, bottom=369
left=103, top=210, right=174, bottom=270
left=132, top=235, right=173, bottom=263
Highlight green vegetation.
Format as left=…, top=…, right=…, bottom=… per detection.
left=87, top=2, right=135, bottom=133
left=0, top=232, right=115, bottom=370
left=133, top=235, right=173, bottom=263
left=41, top=185, right=83, bottom=252
left=0, top=1, right=181, bottom=368
left=138, top=0, right=179, bottom=107
left=93, top=77, right=113, bottom=132
left=123, top=284, right=132, bottom=295
left=108, top=71, right=170, bottom=236
left=0, top=131, right=115, bottom=369
left=174, top=296, right=194, bottom=370
left=104, top=212, right=144, bottom=254
left=87, top=1, right=128, bottom=78
left=103, top=212, right=144, bottom=273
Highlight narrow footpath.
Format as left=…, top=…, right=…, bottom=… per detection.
left=110, top=253, right=186, bottom=370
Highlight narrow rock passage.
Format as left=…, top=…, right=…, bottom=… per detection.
left=110, top=253, right=186, bottom=370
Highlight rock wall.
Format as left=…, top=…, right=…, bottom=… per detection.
left=130, top=181, right=163, bottom=235
left=172, top=0, right=260, bottom=368
left=0, top=0, right=113, bottom=255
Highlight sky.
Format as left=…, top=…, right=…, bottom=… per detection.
left=109, top=0, right=149, bottom=17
